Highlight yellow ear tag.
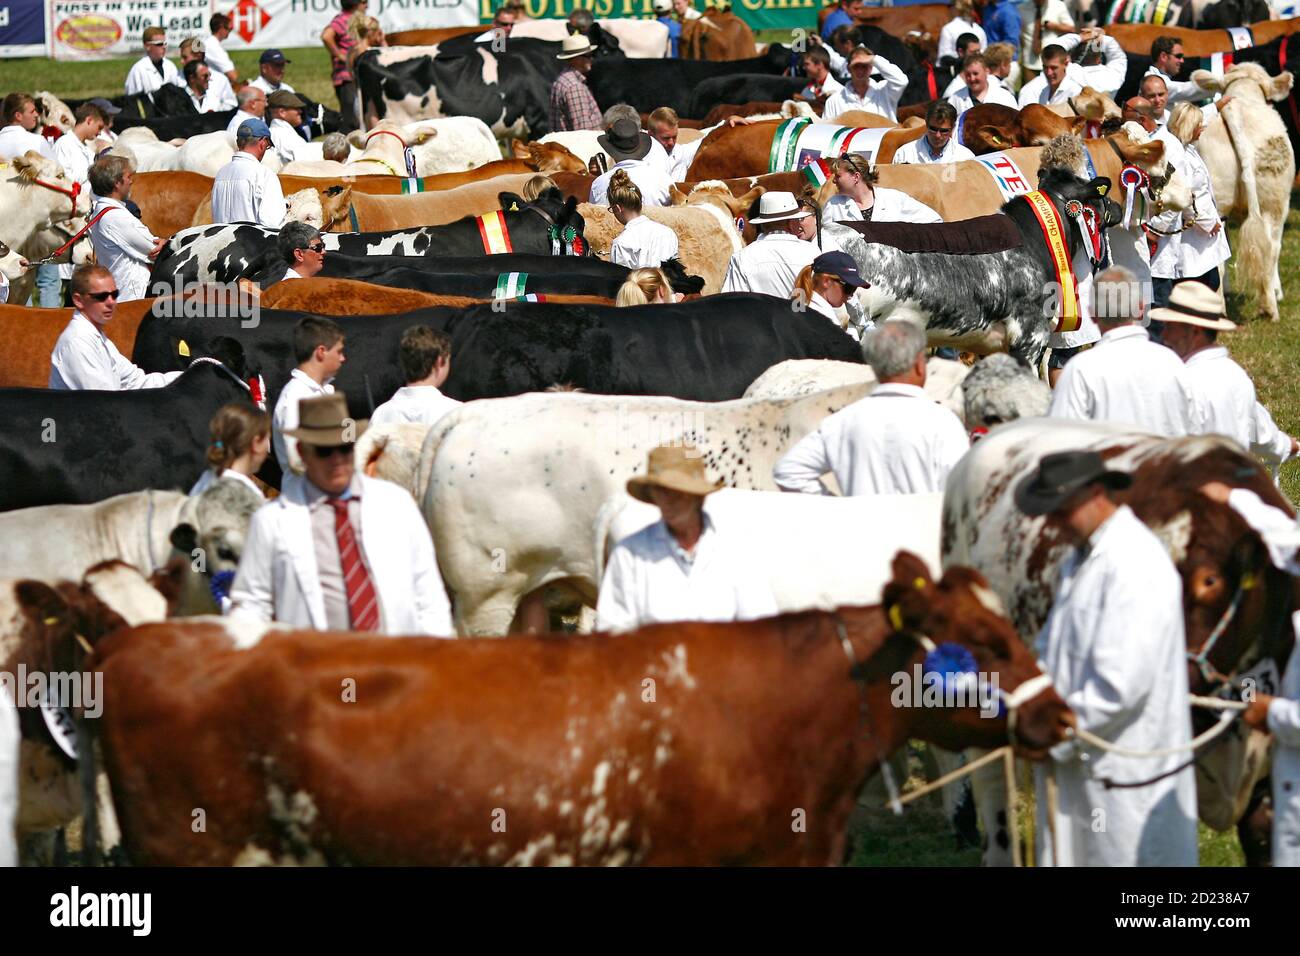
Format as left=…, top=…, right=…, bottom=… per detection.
left=178, top=339, right=190, bottom=357
left=43, top=616, right=59, bottom=625
left=888, top=605, right=904, bottom=632
left=1242, top=571, right=1258, bottom=590
left=913, top=577, right=926, bottom=590
left=510, top=202, right=519, bottom=211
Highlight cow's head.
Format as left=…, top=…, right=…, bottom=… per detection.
left=902, top=29, right=938, bottom=64
left=285, top=188, right=324, bottom=230
left=659, top=257, right=706, bottom=296
left=1195, top=63, right=1295, bottom=104
left=34, top=91, right=76, bottom=133
left=348, top=119, right=436, bottom=151
left=856, top=551, right=1074, bottom=758
left=1033, top=164, right=1122, bottom=251
left=504, top=188, right=588, bottom=256
left=1068, top=86, right=1122, bottom=122
left=511, top=139, right=588, bottom=174
left=1019, top=103, right=1086, bottom=146
left=0, top=239, right=29, bottom=282
left=169, top=479, right=264, bottom=616
left=8, top=151, right=92, bottom=223
left=1111, top=123, right=1193, bottom=215
left=316, top=184, right=353, bottom=232
left=669, top=179, right=764, bottom=222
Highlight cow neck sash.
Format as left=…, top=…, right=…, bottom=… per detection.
left=1021, top=190, right=1081, bottom=334
left=476, top=210, right=513, bottom=255
left=493, top=272, right=545, bottom=301
left=768, top=117, right=812, bottom=173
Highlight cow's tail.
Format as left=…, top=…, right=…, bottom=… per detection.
left=1221, top=99, right=1270, bottom=304
left=592, top=495, right=632, bottom=586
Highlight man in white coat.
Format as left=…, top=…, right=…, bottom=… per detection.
left=1200, top=481, right=1300, bottom=866
left=86, top=155, right=165, bottom=303
left=1048, top=265, right=1196, bottom=436
left=228, top=87, right=268, bottom=137
left=124, top=27, right=180, bottom=97
left=266, top=90, right=311, bottom=166
left=1018, top=449, right=1198, bottom=866
left=596, top=444, right=777, bottom=632
left=773, top=321, right=970, bottom=495
left=211, top=119, right=286, bottom=227
left=821, top=46, right=909, bottom=122
left=588, top=118, right=673, bottom=208
left=231, top=393, right=454, bottom=636
left=1017, top=44, right=1085, bottom=107
left=892, top=101, right=976, bottom=164
left=273, top=316, right=344, bottom=475
left=720, top=192, right=819, bottom=297
left=947, top=54, right=1020, bottom=115
left=370, top=326, right=463, bottom=426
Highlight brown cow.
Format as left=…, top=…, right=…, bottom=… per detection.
left=0, top=300, right=153, bottom=388
left=818, top=2, right=954, bottom=41
left=1105, top=18, right=1300, bottom=57
left=384, top=26, right=479, bottom=46
left=88, top=553, right=1073, bottom=866
left=338, top=174, right=538, bottom=231
left=680, top=9, right=757, bottom=61
left=260, top=277, right=613, bottom=314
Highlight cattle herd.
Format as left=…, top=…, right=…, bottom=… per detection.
left=0, top=2, right=1298, bottom=869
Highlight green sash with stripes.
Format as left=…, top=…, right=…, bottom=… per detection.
left=494, top=272, right=529, bottom=299
left=400, top=178, right=426, bottom=194
left=768, top=117, right=812, bottom=174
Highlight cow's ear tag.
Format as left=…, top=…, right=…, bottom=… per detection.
left=510, top=201, right=519, bottom=211
left=178, top=339, right=190, bottom=358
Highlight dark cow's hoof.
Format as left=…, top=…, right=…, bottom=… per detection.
left=952, top=782, right=981, bottom=849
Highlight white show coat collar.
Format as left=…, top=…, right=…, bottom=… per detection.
left=1096, top=324, right=1149, bottom=346
left=1184, top=345, right=1230, bottom=367
left=871, top=382, right=926, bottom=399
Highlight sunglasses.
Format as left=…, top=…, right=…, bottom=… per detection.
left=306, top=242, right=326, bottom=253
left=146, top=40, right=166, bottom=47
left=86, top=289, right=120, bottom=301
left=927, top=125, right=954, bottom=134
left=310, top=443, right=355, bottom=459
left=1172, top=52, right=1185, bottom=58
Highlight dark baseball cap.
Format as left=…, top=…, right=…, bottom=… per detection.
left=813, top=250, right=868, bottom=289
left=87, top=97, right=122, bottom=116
left=237, top=118, right=273, bottom=139
left=259, top=49, right=290, bottom=65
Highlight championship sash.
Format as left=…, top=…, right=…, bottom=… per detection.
left=975, top=151, right=1033, bottom=203
left=768, top=119, right=889, bottom=173
left=494, top=272, right=528, bottom=299
left=1152, top=0, right=1174, bottom=25
left=400, top=178, right=426, bottom=194
left=768, top=117, right=812, bottom=173
left=476, top=211, right=513, bottom=255
left=1022, top=190, right=1081, bottom=334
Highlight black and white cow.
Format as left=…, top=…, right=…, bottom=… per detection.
left=834, top=166, right=1123, bottom=369
left=150, top=189, right=588, bottom=287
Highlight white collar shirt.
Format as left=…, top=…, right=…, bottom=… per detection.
left=211, top=151, right=287, bottom=228
left=227, top=109, right=259, bottom=136
left=272, top=368, right=335, bottom=474
left=1144, top=63, right=1211, bottom=105
left=891, top=134, right=976, bottom=165
left=269, top=117, right=309, bottom=165
left=937, top=17, right=987, bottom=63
left=1182, top=345, right=1288, bottom=465
left=52, top=132, right=94, bottom=185
left=370, top=385, right=464, bottom=427
left=249, top=75, right=296, bottom=96
left=202, top=35, right=236, bottom=75
left=1033, top=505, right=1197, bottom=866
left=772, top=382, right=971, bottom=496
left=821, top=57, right=909, bottom=122
left=125, top=55, right=180, bottom=96
left=1047, top=324, right=1195, bottom=436
left=942, top=71, right=1003, bottom=99
left=49, top=312, right=180, bottom=390
left=947, top=82, right=1020, bottom=115
left=1016, top=67, right=1086, bottom=107
left=823, top=188, right=942, bottom=224
left=89, top=196, right=158, bottom=302
left=720, top=231, right=820, bottom=297
left=610, top=214, right=680, bottom=270
left=589, top=158, right=674, bottom=208
left=800, top=71, right=844, bottom=102
left=189, top=468, right=266, bottom=499
left=0, top=123, right=54, bottom=162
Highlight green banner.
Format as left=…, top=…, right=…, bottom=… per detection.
left=477, top=0, right=824, bottom=32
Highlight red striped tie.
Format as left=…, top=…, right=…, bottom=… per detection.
left=328, top=498, right=380, bottom=632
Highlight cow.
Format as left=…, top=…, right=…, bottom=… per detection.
left=743, top=357, right=969, bottom=420
left=826, top=3, right=954, bottom=41
left=942, top=417, right=1299, bottom=866
left=259, top=276, right=611, bottom=314
left=834, top=166, right=1124, bottom=369
left=316, top=251, right=635, bottom=299
left=686, top=75, right=808, bottom=121
left=281, top=117, right=499, bottom=178
left=508, top=17, right=670, bottom=57
left=0, top=299, right=153, bottom=388
left=680, top=8, right=758, bottom=60
left=1, top=153, right=92, bottom=303
left=1105, top=18, right=1300, bottom=57
left=0, top=346, right=262, bottom=511
left=341, top=174, right=539, bottom=231
left=588, top=44, right=793, bottom=118
left=85, top=553, right=1073, bottom=865
left=150, top=189, right=588, bottom=287
left=578, top=200, right=741, bottom=294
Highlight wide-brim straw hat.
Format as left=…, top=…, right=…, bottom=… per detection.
left=627, top=444, right=724, bottom=503
left=557, top=34, right=596, bottom=59
left=284, top=393, right=369, bottom=446
left=749, top=190, right=807, bottom=224
left=1149, top=280, right=1237, bottom=331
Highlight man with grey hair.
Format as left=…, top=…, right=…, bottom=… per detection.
left=87, top=154, right=164, bottom=302
left=321, top=132, right=350, bottom=163
left=227, top=86, right=267, bottom=137
left=773, top=320, right=969, bottom=495
left=1048, top=265, right=1195, bottom=436
left=278, top=222, right=326, bottom=282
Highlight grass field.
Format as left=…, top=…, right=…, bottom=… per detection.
left=9, top=52, right=1298, bottom=867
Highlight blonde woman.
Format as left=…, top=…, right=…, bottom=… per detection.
left=608, top=169, right=679, bottom=270
left=616, top=267, right=680, bottom=306
left=824, top=154, right=942, bottom=224
left=189, top=403, right=271, bottom=499
left=521, top=173, right=557, bottom=202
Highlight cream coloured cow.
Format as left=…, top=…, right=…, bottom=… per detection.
left=281, top=118, right=498, bottom=177
left=1, top=153, right=92, bottom=304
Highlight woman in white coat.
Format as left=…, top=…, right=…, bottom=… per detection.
left=189, top=403, right=271, bottom=500
left=823, top=154, right=943, bottom=224
left=1150, top=101, right=1231, bottom=309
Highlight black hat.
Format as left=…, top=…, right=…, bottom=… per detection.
left=598, top=118, right=652, bottom=162
left=259, top=49, right=290, bottom=65
left=1014, top=450, right=1132, bottom=517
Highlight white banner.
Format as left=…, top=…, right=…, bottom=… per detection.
left=45, top=0, right=476, bottom=60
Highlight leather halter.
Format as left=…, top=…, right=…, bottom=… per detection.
left=355, top=129, right=410, bottom=176
left=33, top=175, right=81, bottom=214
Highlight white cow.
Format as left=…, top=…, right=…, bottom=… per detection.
left=34, top=91, right=75, bottom=133
left=1, top=153, right=92, bottom=304
left=176, top=129, right=284, bottom=177
left=0, top=238, right=28, bottom=282
left=282, top=118, right=498, bottom=177
left=511, top=18, right=670, bottom=57
left=744, top=357, right=969, bottom=421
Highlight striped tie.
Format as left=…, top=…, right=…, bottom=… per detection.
left=328, top=497, right=380, bottom=632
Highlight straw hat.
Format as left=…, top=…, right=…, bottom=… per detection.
left=749, top=191, right=808, bottom=225
left=557, top=34, right=596, bottom=59
left=626, top=445, right=724, bottom=503
left=1149, top=281, right=1237, bottom=331
left=284, top=393, right=368, bottom=446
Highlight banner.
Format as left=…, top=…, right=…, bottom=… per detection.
left=0, top=0, right=47, bottom=55
left=217, top=0, right=476, bottom=53
left=472, top=0, right=825, bottom=31
left=48, top=0, right=209, bottom=59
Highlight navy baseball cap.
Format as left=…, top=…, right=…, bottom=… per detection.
left=813, top=250, right=868, bottom=289
left=259, top=49, right=290, bottom=64
left=237, top=118, right=273, bottom=139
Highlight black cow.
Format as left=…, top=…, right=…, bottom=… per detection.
left=686, top=75, right=806, bottom=120
left=133, top=294, right=864, bottom=429
left=150, top=189, right=588, bottom=287
left=0, top=344, right=257, bottom=512
left=589, top=44, right=792, bottom=116
left=1198, top=0, right=1271, bottom=29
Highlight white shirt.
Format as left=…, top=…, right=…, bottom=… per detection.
left=1145, top=63, right=1211, bottom=106
left=721, top=231, right=820, bottom=297
left=1018, top=0, right=1074, bottom=71
left=273, top=369, right=335, bottom=474
left=1017, top=66, right=1086, bottom=108
left=174, top=70, right=237, bottom=111
left=249, top=75, right=297, bottom=96
left=49, top=313, right=181, bottom=390
left=0, top=123, right=54, bottom=161
left=664, top=129, right=715, bottom=182
left=821, top=57, right=909, bottom=123
left=823, top=188, right=943, bottom=224
left=610, top=214, right=680, bottom=269
left=125, top=55, right=180, bottom=96
left=1151, top=143, right=1229, bottom=280
left=947, top=82, right=1020, bottom=115
left=1182, top=345, right=1294, bottom=465
left=189, top=468, right=266, bottom=499
left=0, top=682, right=17, bottom=867
left=370, top=385, right=463, bottom=427
left=1047, top=324, right=1195, bottom=436
left=892, top=135, right=976, bottom=165
left=773, top=382, right=970, bottom=496
left=595, top=511, right=779, bottom=632
left=203, top=34, right=236, bottom=76
left=88, top=197, right=158, bottom=302
left=589, top=158, right=674, bottom=208
left=1034, top=505, right=1197, bottom=867
left=211, top=151, right=287, bottom=227
left=228, top=110, right=260, bottom=136
left=1057, top=33, right=1128, bottom=97
left=269, top=117, right=310, bottom=166
left=52, top=131, right=94, bottom=186
left=800, top=71, right=844, bottom=102
left=942, top=71, right=1004, bottom=99
left=937, top=17, right=987, bottom=64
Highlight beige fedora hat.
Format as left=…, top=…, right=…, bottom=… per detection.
left=627, top=444, right=724, bottom=503
left=749, top=191, right=808, bottom=225
left=284, top=393, right=369, bottom=446
left=557, top=34, right=596, bottom=59
left=1150, top=280, right=1237, bottom=331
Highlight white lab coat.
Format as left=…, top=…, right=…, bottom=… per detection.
left=229, top=473, right=454, bottom=636
left=202, top=34, right=237, bottom=76
left=1151, top=143, right=1230, bottom=280
left=721, top=232, right=820, bottom=297
left=269, top=117, right=309, bottom=166
left=937, top=17, right=987, bottom=64
left=1183, top=346, right=1294, bottom=466
left=1018, top=0, right=1075, bottom=71
left=589, top=159, right=673, bottom=208
left=227, top=110, right=261, bottom=137
left=88, top=197, right=157, bottom=302
left=773, top=383, right=970, bottom=496
left=821, top=57, right=909, bottom=122
left=1017, top=68, right=1086, bottom=108
left=595, top=511, right=779, bottom=632
left=1034, top=505, right=1198, bottom=866
left=943, top=71, right=1005, bottom=99
left=272, top=369, right=334, bottom=474
left=174, top=70, right=237, bottom=112
left=52, top=132, right=93, bottom=186
left=124, top=55, right=180, bottom=97
left=49, top=313, right=181, bottom=390
left=892, top=135, right=976, bottom=165
left=1144, top=64, right=1212, bottom=106
left=0, top=684, right=17, bottom=867
left=1048, top=325, right=1195, bottom=436
left=370, top=385, right=463, bottom=427
left=248, top=76, right=297, bottom=96
left=211, top=151, right=286, bottom=227
left=947, top=83, right=1020, bottom=115
left=609, top=214, right=680, bottom=270
left=823, top=189, right=943, bottom=224
left=0, top=124, right=53, bottom=161
left=189, top=468, right=266, bottom=499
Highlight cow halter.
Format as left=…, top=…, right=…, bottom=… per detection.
left=31, top=174, right=82, bottom=215
left=509, top=198, right=586, bottom=256
left=187, top=356, right=267, bottom=412
left=1186, top=569, right=1260, bottom=689
left=358, top=129, right=417, bottom=177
